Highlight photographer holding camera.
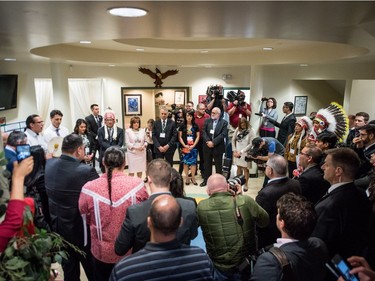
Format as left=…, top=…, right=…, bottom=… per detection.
left=198, top=173, right=269, bottom=281
left=257, top=97, right=278, bottom=138
left=205, top=85, right=227, bottom=117
left=227, top=90, right=252, bottom=129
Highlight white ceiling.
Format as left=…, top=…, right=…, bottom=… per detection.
left=1, top=1, right=375, bottom=68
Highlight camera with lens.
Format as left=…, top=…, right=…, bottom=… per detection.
left=228, top=175, right=246, bottom=192
left=226, top=90, right=246, bottom=106
left=244, top=147, right=267, bottom=162
left=261, top=97, right=269, bottom=102
left=207, top=85, right=224, bottom=100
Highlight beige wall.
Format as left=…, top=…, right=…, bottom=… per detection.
left=1, top=61, right=375, bottom=132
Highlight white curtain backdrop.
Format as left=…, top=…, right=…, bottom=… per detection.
left=68, top=79, right=104, bottom=128
left=34, top=78, right=54, bottom=123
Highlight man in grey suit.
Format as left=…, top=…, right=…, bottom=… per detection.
left=115, top=159, right=198, bottom=255
left=251, top=193, right=329, bottom=281
left=200, top=107, right=228, bottom=186
left=152, top=106, right=177, bottom=166
left=45, top=134, right=99, bottom=281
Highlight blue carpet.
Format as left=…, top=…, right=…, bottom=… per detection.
left=191, top=227, right=206, bottom=252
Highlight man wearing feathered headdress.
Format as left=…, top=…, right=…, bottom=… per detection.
left=309, top=102, right=349, bottom=144
left=97, top=109, right=124, bottom=172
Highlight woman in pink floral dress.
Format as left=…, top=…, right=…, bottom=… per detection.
left=79, top=146, right=149, bottom=281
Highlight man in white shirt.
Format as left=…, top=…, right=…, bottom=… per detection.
left=24, top=114, right=47, bottom=151
left=43, top=109, right=69, bottom=143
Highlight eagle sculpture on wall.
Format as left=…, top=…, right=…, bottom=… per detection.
left=138, top=67, right=179, bottom=88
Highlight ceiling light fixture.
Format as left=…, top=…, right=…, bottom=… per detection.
left=80, top=40, right=92, bottom=44
left=3, top=58, right=16, bottom=61
left=300, top=64, right=309, bottom=67
left=108, top=7, right=148, bottom=17
left=263, top=47, right=273, bottom=51
left=200, top=50, right=209, bottom=53
left=136, top=48, right=145, bottom=52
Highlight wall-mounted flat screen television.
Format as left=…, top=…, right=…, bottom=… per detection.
left=0, top=74, right=18, bottom=111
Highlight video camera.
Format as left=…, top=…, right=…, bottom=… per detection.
left=207, top=85, right=224, bottom=100
left=244, top=147, right=268, bottom=171
left=226, top=90, right=246, bottom=106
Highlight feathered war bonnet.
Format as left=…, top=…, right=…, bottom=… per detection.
left=296, top=116, right=313, bottom=134
left=313, top=102, right=349, bottom=142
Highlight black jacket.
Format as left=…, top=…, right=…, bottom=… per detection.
left=256, top=177, right=301, bottom=248
left=45, top=154, right=99, bottom=246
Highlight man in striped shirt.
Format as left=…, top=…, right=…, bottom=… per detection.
left=110, top=194, right=215, bottom=281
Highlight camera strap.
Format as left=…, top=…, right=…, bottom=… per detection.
left=269, top=247, right=295, bottom=281
left=233, top=196, right=243, bottom=225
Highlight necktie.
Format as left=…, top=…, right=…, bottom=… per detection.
left=213, top=120, right=217, bottom=132
left=108, top=128, right=113, bottom=142
left=162, top=120, right=166, bottom=131
left=56, top=128, right=60, bottom=136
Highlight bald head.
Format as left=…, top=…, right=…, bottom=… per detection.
left=149, top=195, right=182, bottom=236
left=207, top=173, right=228, bottom=196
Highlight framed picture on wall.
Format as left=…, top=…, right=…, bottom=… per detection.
left=294, top=96, right=308, bottom=115
left=124, top=94, right=142, bottom=116
left=198, top=95, right=207, bottom=104
left=174, top=91, right=185, bottom=105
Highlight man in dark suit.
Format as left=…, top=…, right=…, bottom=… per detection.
left=152, top=106, right=177, bottom=166
left=251, top=193, right=329, bottom=281
left=269, top=101, right=296, bottom=146
left=115, top=159, right=198, bottom=255
left=256, top=154, right=301, bottom=249
left=200, top=107, right=228, bottom=186
left=97, top=109, right=124, bottom=172
left=85, top=103, right=102, bottom=167
left=45, top=134, right=99, bottom=281
left=298, top=143, right=330, bottom=204
left=312, top=148, right=371, bottom=262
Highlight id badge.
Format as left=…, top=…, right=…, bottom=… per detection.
left=290, top=148, right=295, bottom=155
left=210, top=129, right=214, bottom=135
left=160, top=133, right=166, bottom=138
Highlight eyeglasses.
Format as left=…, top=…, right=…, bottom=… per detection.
left=360, top=133, right=368, bottom=136
left=299, top=151, right=310, bottom=157
left=211, top=111, right=219, bottom=115
left=33, top=121, right=44, bottom=124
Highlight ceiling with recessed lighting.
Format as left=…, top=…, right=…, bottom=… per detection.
left=1, top=1, right=375, bottom=68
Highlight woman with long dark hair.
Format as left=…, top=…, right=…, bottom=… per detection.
left=178, top=110, right=200, bottom=185
left=79, top=146, right=149, bottom=281
left=73, top=118, right=95, bottom=164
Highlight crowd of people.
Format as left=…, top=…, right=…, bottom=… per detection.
left=1, top=88, right=375, bottom=281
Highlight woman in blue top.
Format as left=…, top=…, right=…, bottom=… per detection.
left=178, top=110, right=200, bottom=185
left=260, top=97, right=278, bottom=137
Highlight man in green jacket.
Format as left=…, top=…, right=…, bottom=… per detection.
left=198, top=173, right=269, bottom=281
